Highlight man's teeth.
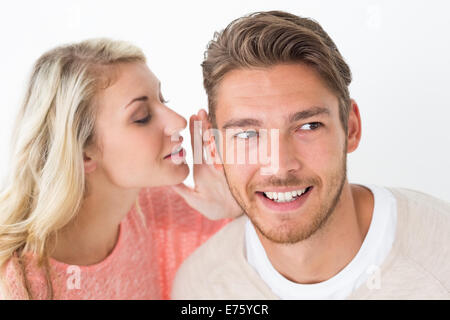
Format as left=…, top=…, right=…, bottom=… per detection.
left=263, top=189, right=308, bottom=202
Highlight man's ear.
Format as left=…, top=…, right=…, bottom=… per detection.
left=204, top=128, right=224, bottom=170
left=346, top=99, right=362, bottom=153
left=83, top=149, right=97, bottom=174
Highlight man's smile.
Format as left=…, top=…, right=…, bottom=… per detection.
left=255, top=186, right=313, bottom=212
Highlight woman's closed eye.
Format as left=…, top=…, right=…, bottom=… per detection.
left=160, top=93, right=169, bottom=104
left=134, top=114, right=151, bottom=125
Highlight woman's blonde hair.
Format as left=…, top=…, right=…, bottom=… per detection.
left=0, top=38, right=146, bottom=299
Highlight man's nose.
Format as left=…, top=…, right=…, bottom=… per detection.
left=275, top=135, right=301, bottom=174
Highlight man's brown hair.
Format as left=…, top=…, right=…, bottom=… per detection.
left=202, top=10, right=352, bottom=132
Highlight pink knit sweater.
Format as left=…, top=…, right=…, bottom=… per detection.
left=2, top=186, right=229, bottom=299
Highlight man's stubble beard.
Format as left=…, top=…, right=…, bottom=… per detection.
left=223, top=147, right=347, bottom=245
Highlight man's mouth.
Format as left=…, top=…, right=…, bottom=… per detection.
left=259, top=186, right=313, bottom=203
left=255, top=186, right=313, bottom=211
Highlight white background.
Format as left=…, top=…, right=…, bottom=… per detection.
left=0, top=0, right=449, bottom=202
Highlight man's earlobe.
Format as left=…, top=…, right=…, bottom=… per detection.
left=347, top=99, right=362, bottom=153
left=206, top=133, right=223, bottom=170
left=83, top=152, right=97, bottom=173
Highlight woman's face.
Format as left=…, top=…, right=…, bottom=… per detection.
left=86, top=62, right=188, bottom=188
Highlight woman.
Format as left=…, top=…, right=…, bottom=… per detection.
left=0, top=38, right=240, bottom=299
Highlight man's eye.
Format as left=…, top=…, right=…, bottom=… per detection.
left=235, top=130, right=258, bottom=139
left=299, top=122, right=322, bottom=131
left=134, top=115, right=151, bottom=124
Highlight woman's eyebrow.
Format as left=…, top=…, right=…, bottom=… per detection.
left=123, top=96, right=148, bottom=109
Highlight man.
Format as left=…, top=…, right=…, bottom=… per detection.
left=171, top=11, right=450, bottom=299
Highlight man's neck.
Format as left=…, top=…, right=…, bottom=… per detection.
left=257, top=183, right=374, bottom=284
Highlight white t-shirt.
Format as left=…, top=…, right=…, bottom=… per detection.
left=245, top=184, right=398, bottom=299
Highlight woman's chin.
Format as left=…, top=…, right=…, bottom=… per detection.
left=163, top=162, right=190, bottom=186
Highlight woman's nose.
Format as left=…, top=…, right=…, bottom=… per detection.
left=163, top=107, right=187, bottom=138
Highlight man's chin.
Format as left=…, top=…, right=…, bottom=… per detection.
left=248, top=202, right=334, bottom=244
left=249, top=214, right=310, bottom=244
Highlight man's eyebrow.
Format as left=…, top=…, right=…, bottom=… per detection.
left=124, top=96, right=148, bottom=109
left=222, top=118, right=263, bottom=129
left=221, top=106, right=330, bottom=129
left=288, top=106, right=330, bottom=123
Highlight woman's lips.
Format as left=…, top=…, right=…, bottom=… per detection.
left=164, top=147, right=185, bottom=160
